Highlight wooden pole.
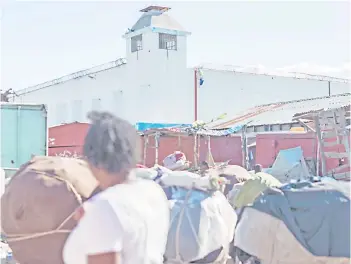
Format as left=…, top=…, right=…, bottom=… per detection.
left=241, top=125, right=248, bottom=169
left=314, top=115, right=327, bottom=176
left=316, top=137, right=320, bottom=176
left=154, top=133, right=160, bottom=165
left=194, top=69, right=198, bottom=122
left=197, top=134, right=200, bottom=165
left=207, top=135, right=211, bottom=164
left=143, top=135, right=149, bottom=166
left=193, top=134, right=198, bottom=168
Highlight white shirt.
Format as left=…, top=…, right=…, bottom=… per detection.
left=63, top=177, right=170, bottom=264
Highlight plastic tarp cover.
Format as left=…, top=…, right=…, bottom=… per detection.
left=239, top=181, right=350, bottom=260
left=267, top=146, right=308, bottom=183
left=135, top=122, right=190, bottom=132
left=165, top=188, right=237, bottom=263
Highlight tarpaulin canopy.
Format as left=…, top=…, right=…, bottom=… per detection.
left=265, top=146, right=310, bottom=183
left=142, top=124, right=244, bottom=137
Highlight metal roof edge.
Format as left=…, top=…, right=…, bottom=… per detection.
left=15, top=58, right=127, bottom=96
left=194, top=63, right=351, bottom=83
left=212, top=94, right=351, bottom=129
left=49, top=122, right=91, bottom=129
left=255, top=93, right=351, bottom=108
left=0, top=102, right=47, bottom=107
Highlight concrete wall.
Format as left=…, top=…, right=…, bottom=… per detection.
left=14, top=24, right=350, bottom=127
left=197, top=69, right=350, bottom=122
left=15, top=64, right=349, bottom=128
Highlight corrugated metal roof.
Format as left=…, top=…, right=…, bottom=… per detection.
left=16, top=58, right=127, bottom=95
left=131, top=9, right=185, bottom=32
left=212, top=93, right=351, bottom=129
left=199, top=63, right=351, bottom=83
left=293, top=104, right=350, bottom=120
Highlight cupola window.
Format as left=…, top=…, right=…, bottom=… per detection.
left=159, top=33, right=177, bottom=50
left=131, top=34, right=143, bottom=53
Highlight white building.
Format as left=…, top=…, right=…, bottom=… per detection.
left=14, top=6, right=350, bottom=127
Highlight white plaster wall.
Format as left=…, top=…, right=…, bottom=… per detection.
left=16, top=66, right=129, bottom=127
left=15, top=29, right=350, bottom=127
left=124, top=30, right=192, bottom=124
left=196, top=69, right=351, bottom=122
left=15, top=31, right=194, bottom=127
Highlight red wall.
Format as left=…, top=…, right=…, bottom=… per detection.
left=48, top=123, right=90, bottom=157
left=141, top=135, right=243, bottom=167
left=49, top=124, right=349, bottom=176
left=256, top=132, right=317, bottom=168
left=48, top=123, right=243, bottom=166
left=256, top=132, right=350, bottom=175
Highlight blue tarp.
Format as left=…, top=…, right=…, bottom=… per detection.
left=136, top=122, right=244, bottom=136
left=135, top=122, right=190, bottom=132
left=251, top=181, right=350, bottom=258
left=264, top=146, right=307, bottom=183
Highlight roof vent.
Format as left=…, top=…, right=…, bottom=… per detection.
left=139, top=6, right=170, bottom=13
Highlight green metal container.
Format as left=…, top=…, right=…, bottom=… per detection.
left=0, top=103, right=48, bottom=178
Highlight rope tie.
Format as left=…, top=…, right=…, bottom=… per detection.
left=174, top=187, right=193, bottom=263
left=3, top=174, right=83, bottom=243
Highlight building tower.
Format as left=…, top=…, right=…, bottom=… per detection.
left=123, top=6, right=193, bottom=123
left=124, top=6, right=191, bottom=70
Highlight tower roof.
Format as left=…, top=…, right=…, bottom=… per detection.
left=130, top=6, right=186, bottom=33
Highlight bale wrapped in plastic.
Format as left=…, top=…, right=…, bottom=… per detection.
left=163, top=151, right=189, bottom=171
left=233, top=181, right=351, bottom=263
left=229, top=172, right=282, bottom=209
left=215, top=165, right=253, bottom=196
left=162, top=171, right=237, bottom=264
left=1, top=156, right=99, bottom=264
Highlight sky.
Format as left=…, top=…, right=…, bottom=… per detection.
left=1, top=1, right=350, bottom=90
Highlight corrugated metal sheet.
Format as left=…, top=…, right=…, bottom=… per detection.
left=16, top=58, right=127, bottom=95
left=142, top=135, right=243, bottom=167
left=48, top=146, right=84, bottom=158
left=200, top=63, right=351, bottom=83
left=255, top=132, right=350, bottom=176
left=213, top=93, right=351, bottom=129
left=131, top=10, right=186, bottom=32
left=48, top=123, right=243, bottom=166
left=293, top=104, right=350, bottom=119
left=49, top=122, right=90, bottom=147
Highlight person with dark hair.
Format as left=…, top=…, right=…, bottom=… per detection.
left=254, top=164, right=263, bottom=174
left=63, top=111, right=170, bottom=264
left=199, top=161, right=210, bottom=176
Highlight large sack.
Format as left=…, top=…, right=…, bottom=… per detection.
left=233, top=180, right=350, bottom=263
left=164, top=187, right=237, bottom=263
left=163, top=151, right=189, bottom=171
left=215, top=165, right=253, bottom=196
left=1, top=156, right=99, bottom=264
left=229, top=172, right=282, bottom=209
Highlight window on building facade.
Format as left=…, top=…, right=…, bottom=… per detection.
left=131, top=34, right=143, bottom=53
left=159, top=33, right=177, bottom=50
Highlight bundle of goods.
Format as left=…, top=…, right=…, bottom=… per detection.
left=215, top=165, right=253, bottom=196
left=1, top=156, right=99, bottom=264
left=233, top=180, right=350, bottom=264
left=159, top=171, right=237, bottom=264
left=228, top=172, right=282, bottom=209
left=163, top=151, right=190, bottom=171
